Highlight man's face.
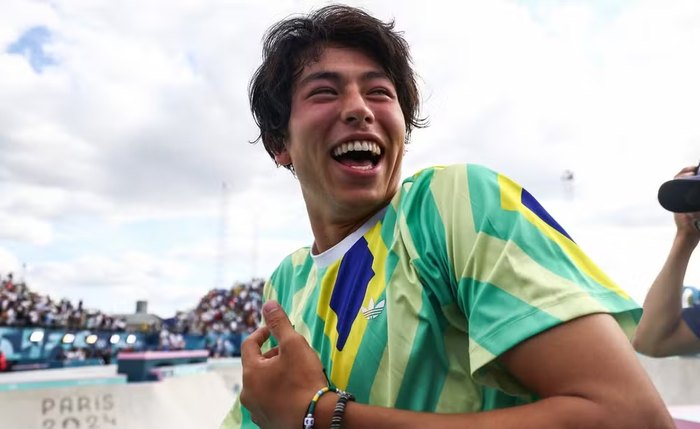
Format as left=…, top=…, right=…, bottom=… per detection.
left=276, top=46, right=407, bottom=223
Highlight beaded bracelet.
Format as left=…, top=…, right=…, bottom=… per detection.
left=330, top=390, right=355, bottom=429
left=303, top=386, right=338, bottom=429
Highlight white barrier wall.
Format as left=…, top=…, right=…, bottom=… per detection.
left=0, top=372, right=235, bottom=429
left=208, top=358, right=242, bottom=396
left=638, top=354, right=700, bottom=406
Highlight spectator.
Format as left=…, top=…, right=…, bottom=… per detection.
left=634, top=164, right=700, bottom=356
left=167, top=278, right=263, bottom=336
left=145, top=278, right=264, bottom=354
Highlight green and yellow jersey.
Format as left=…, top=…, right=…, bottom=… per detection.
left=221, top=164, right=640, bottom=428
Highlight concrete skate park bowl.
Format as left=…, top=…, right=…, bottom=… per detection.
left=0, top=353, right=242, bottom=429
left=638, top=354, right=700, bottom=427
left=2, top=352, right=700, bottom=428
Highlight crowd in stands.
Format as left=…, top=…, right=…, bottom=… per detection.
left=0, top=272, right=127, bottom=331
left=1, top=272, right=264, bottom=338
left=167, top=278, right=264, bottom=336
left=158, top=279, right=263, bottom=357
left=157, top=328, right=186, bottom=350
left=1, top=271, right=264, bottom=360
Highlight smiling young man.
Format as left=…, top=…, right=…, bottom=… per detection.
left=274, top=46, right=406, bottom=252
left=220, top=5, right=673, bottom=429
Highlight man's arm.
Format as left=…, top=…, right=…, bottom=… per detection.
left=633, top=223, right=700, bottom=357
left=633, top=165, right=700, bottom=357
left=242, top=302, right=673, bottom=429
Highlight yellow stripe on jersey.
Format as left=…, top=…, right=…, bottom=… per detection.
left=316, top=222, right=389, bottom=390
left=497, top=174, right=629, bottom=299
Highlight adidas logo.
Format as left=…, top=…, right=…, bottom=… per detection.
left=361, top=297, right=385, bottom=320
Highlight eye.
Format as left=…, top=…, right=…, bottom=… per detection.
left=308, top=87, right=337, bottom=97
left=368, top=87, right=394, bottom=98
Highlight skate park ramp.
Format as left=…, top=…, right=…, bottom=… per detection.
left=638, top=354, right=700, bottom=406
left=0, top=362, right=237, bottom=429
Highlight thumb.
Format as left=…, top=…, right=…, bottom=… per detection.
left=262, top=301, right=295, bottom=343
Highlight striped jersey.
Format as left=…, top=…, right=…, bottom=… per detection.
left=220, top=164, right=640, bottom=428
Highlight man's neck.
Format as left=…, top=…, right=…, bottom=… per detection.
left=308, top=204, right=387, bottom=254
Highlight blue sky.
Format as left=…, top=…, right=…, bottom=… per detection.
left=1, top=0, right=699, bottom=317
left=6, top=25, right=55, bottom=73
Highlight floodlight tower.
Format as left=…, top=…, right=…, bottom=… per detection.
left=216, top=182, right=229, bottom=290
left=251, top=208, right=259, bottom=279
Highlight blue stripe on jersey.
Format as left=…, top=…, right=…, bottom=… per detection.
left=330, top=237, right=375, bottom=351
left=520, top=188, right=573, bottom=242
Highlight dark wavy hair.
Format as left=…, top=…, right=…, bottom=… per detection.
left=249, top=4, right=427, bottom=169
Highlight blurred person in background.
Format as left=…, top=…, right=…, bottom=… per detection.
left=0, top=350, right=7, bottom=372
left=634, top=164, right=700, bottom=356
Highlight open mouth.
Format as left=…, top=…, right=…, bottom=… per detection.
left=331, top=140, right=382, bottom=171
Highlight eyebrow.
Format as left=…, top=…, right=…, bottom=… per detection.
left=297, top=70, right=391, bottom=88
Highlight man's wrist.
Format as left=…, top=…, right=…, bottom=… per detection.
left=313, top=391, right=341, bottom=428
left=673, top=231, right=700, bottom=255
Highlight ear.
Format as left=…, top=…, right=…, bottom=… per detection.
left=274, top=148, right=291, bottom=166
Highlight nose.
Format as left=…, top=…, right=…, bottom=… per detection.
left=341, top=88, right=374, bottom=125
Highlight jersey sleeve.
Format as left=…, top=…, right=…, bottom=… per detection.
left=404, top=164, right=641, bottom=395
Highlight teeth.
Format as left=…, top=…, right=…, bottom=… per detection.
left=350, top=164, right=373, bottom=171
left=332, top=140, right=382, bottom=157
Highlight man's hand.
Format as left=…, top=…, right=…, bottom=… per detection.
left=240, top=301, right=328, bottom=429
left=673, top=165, right=700, bottom=243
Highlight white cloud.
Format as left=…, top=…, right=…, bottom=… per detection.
left=0, top=247, right=21, bottom=275
left=0, top=0, right=57, bottom=46
left=28, top=250, right=194, bottom=314
left=1, top=0, right=699, bottom=315
left=0, top=213, right=53, bottom=245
